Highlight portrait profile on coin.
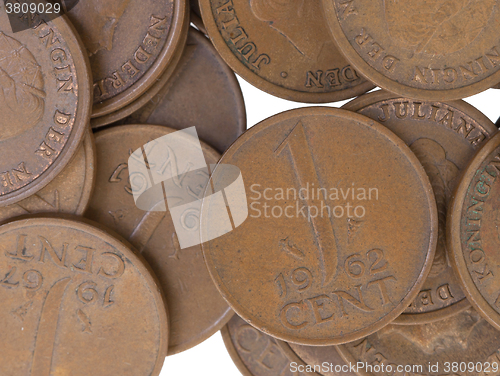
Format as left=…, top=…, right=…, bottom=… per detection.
left=0, top=33, right=45, bottom=142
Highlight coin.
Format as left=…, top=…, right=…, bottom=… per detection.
left=67, top=0, right=189, bottom=118
left=337, top=308, right=500, bottom=376
left=0, top=217, right=168, bottom=375
left=0, top=10, right=92, bottom=207
left=199, top=0, right=374, bottom=102
left=322, top=0, right=500, bottom=100
left=85, top=124, right=233, bottom=355
left=91, top=28, right=247, bottom=154
left=494, top=83, right=500, bottom=89
left=343, top=91, right=498, bottom=324
left=201, top=107, right=438, bottom=345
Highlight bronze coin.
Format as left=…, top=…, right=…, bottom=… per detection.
left=494, top=83, right=500, bottom=89
left=449, top=131, right=500, bottom=330
left=90, top=28, right=246, bottom=154
left=201, top=107, right=438, bottom=345
left=199, top=0, right=374, bottom=102
left=322, top=0, right=500, bottom=100
left=343, top=91, right=498, bottom=325
left=67, top=0, right=189, bottom=118
left=85, top=124, right=233, bottom=355
left=0, top=217, right=168, bottom=375
left=0, top=11, right=92, bottom=207
left=337, top=308, right=500, bottom=376
left=0, top=130, right=95, bottom=224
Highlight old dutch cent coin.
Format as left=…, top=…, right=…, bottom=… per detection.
left=337, top=308, right=500, bottom=376
left=85, top=124, right=233, bottom=355
left=0, top=9, right=91, bottom=207
left=201, top=107, right=438, bottom=345
left=0, top=217, right=168, bottom=376
left=67, top=0, right=189, bottom=118
left=322, top=0, right=500, bottom=100
left=0, top=130, right=95, bottom=223
left=91, top=28, right=246, bottom=154
left=343, top=91, right=498, bottom=324
left=199, top=0, right=374, bottom=102
left=449, top=131, right=500, bottom=331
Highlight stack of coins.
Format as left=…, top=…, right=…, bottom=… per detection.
left=0, top=1, right=500, bottom=375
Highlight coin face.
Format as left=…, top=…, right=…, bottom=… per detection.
left=449, top=131, right=500, bottom=330
left=85, top=124, right=233, bottom=355
left=67, top=0, right=189, bottom=117
left=322, top=0, right=500, bottom=100
left=201, top=107, right=438, bottom=345
left=337, top=308, right=500, bottom=376
left=0, top=11, right=91, bottom=207
left=91, top=28, right=246, bottom=154
left=343, top=91, right=498, bottom=324
left=0, top=217, right=168, bottom=376
left=199, top=0, right=374, bottom=102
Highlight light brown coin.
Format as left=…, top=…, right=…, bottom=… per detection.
left=322, top=0, right=500, bottom=100
left=0, top=217, right=168, bottom=376
left=0, top=10, right=92, bottom=207
left=201, top=107, right=438, bottom=345
left=85, top=124, right=233, bottom=355
left=343, top=91, right=498, bottom=324
left=199, top=0, right=374, bottom=102
left=67, top=0, right=189, bottom=118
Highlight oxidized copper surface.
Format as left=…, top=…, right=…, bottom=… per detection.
left=0, top=217, right=168, bottom=375
left=322, top=0, right=500, bottom=100
left=201, top=107, right=438, bottom=345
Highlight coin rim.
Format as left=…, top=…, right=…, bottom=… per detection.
left=76, top=129, right=97, bottom=215
left=275, top=341, right=323, bottom=376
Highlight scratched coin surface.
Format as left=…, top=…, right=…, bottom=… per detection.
left=343, top=91, right=498, bottom=324
left=0, top=9, right=91, bottom=207
left=322, top=0, right=500, bottom=100
left=337, top=308, right=500, bottom=376
left=85, top=124, right=233, bottom=355
left=449, top=131, right=500, bottom=331
left=0, top=217, right=168, bottom=376
left=199, top=0, right=374, bottom=102
left=67, top=0, right=188, bottom=118
left=91, top=28, right=246, bottom=154
left=201, top=107, right=438, bottom=345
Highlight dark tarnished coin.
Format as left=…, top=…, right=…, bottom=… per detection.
left=322, top=0, right=500, bottom=100
left=201, top=107, right=438, bottom=345
left=343, top=91, right=498, bottom=324
left=67, top=0, right=189, bottom=118
left=90, top=28, right=246, bottom=154
left=0, top=217, right=168, bottom=376
left=199, top=0, right=374, bottom=102
left=0, top=10, right=91, bottom=207
left=85, top=124, right=233, bottom=355
left=449, top=131, right=500, bottom=330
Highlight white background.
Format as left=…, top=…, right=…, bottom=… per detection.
left=160, top=79, right=500, bottom=375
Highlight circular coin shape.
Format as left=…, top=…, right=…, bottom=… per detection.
left=0, top=10, right=91, bottom=206
left=199, top=0, right=374, bottom=102
left=201, top=107, right=438, bottom=345
left=0, top=217, right=168, bottom=376
left=322, top=0, right=500, bottom=100
left=67, top=0, right=189, bottom=118
left=449, top=131, right=500, bottom=330
left=85, top=124, right=233, bottom=355
left=344, top=91, right=498, bottom=324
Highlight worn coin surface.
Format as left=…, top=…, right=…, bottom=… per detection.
left=343, top=91, right=498, bottom=324
left=0, top=10, right=91, bottom=207
left=337, top=308, right=500, bottom=376
left=67, top=0, right=189, bottom=118
left=322, top=0, right=500, bottom=100
left=91, top=28, right=246, bottom=154
left=85, top=124, right=233, bottom=355
left=201, top=107, right=438, bottom=345
left=199, top=0, right=374, bottom=102
left=449, top=131, right=500, bottom=331
left=0, top=217, right=168, bottom=376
